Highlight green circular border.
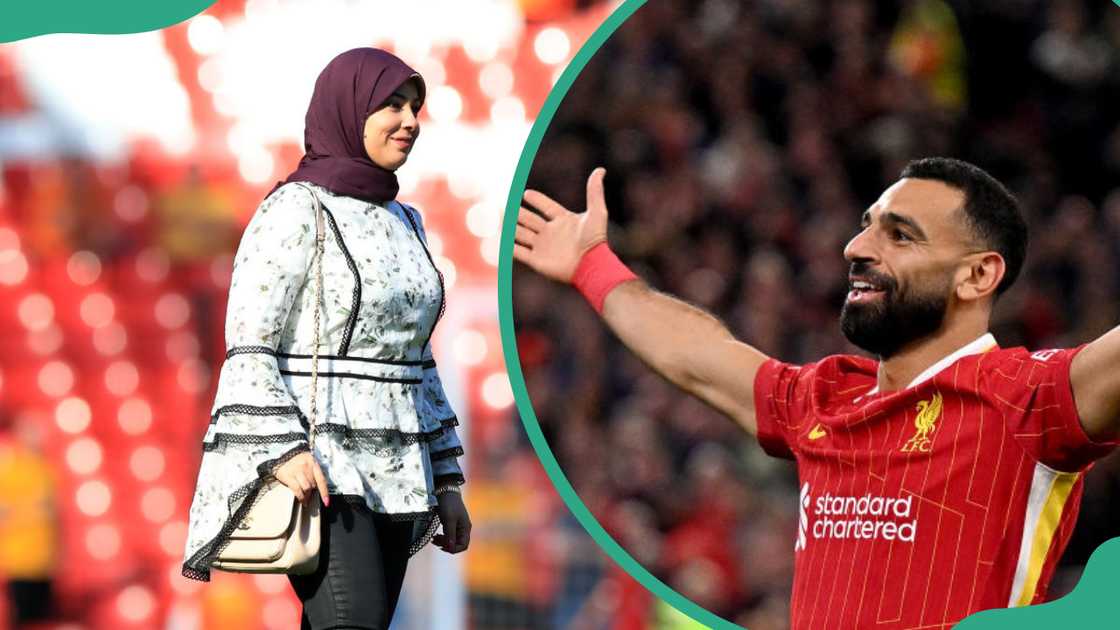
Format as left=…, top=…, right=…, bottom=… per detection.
left=497, top=0, right=740, bottom=627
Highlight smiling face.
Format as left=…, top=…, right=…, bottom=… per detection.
left=839, top=177, right=997, bottom=358
left=362, top=78, right=421, bottom=171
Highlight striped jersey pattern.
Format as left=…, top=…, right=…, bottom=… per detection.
left=753, top=334, right=1117, bottom=629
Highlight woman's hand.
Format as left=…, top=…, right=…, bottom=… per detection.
left=273, top=451, right=330, bottom=507
left=513, top=167, right=610, bottom=283
left=433, top=490, right=471, bottom=554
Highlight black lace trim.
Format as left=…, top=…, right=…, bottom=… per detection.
left=433, top=473, right=466, bottom=488
left=332, top=495, right=440, bottom=556
left=182, top=443, right=310, bottom=582
left=278, top=352, right=426, bottom=366
left=278, top=369, right=422, bottom=384
left=225, top=345, right=276, bottom=359
left=401, top=204, right=446, bottom=351
left=413, top=511, right=440, bottom=555
left=321, top=206, right=361, bottom=356
left=315, top=418, right=456, bottom=446
left=429, top=446, right=464, bottom=462
left=224, top=347, right=427, bottom=367
left=200, top=417, right=455, bottom=455
left=202, top=432, right=308, bottom=452
left=210, top=404, right=306, bottom=427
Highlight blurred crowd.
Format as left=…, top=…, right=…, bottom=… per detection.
left=516, top=0, right=1120, bottom=626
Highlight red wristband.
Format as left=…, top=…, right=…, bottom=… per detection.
left=572, top=242, right=638, bottom=314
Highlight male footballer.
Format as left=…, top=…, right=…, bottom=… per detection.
left=513, top=157, right=1120, bottom=628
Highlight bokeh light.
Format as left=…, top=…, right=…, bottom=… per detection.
left=27, top=325, right=64, bottom=356
left=67, top=250, right=102, bottom=285
left=154, top=293, right=191, bottom=329
left=76, top=480, right=112, bottom=517
left=86, top=524, right=122, bottom=560
left=92, top=322, right=128, bottom=356
left=116, top=585, right=156, bottom=623
left=0, top=248, right=29, bottom=285
left=187, top=15, right=226, bottom=56
left=39, top=360, right=75, bottom=397
left=105, top=360, right=140, bottom=397
left=18, top=293, right=54, bottom=331
left=80, top=292, right=116, bottom=328
left=466, top=202, right=502, bottom=238
left=480, top=235, right=501, bottom=267
left=479, top=62, right=514, bottom=98
left=55, top=396, right=92, bottom=434
left=141, top=487, right=176, bottom=523
left=130, top=446, right=166, bottom=482
left=166, top=331, right=201, bottom=362
left=481, top=371, right=514, bottom=409
left=66, top=437, right=103, bottom=475
left=177, top=358, right=210, bottom=394
left=453, top=330, right=487, bottom=366
left=534, top=27, right=571, bottom=64
left=159, top=521, right=188, bottom=557
left=427, top=85, right=463, bottom=123
left=113, top=185, right=149, bottom=222
left=118, top=397, right=153, bottom=435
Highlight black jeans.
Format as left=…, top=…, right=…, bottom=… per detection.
left=288, top=498, right=414, bottom=630
left=7, top=579, right=53, bottom=626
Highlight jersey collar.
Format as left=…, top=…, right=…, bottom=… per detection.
left=864, top=332, right=998, bottom=396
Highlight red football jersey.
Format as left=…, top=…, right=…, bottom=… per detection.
left=753, top=334, right=1118, bottom=629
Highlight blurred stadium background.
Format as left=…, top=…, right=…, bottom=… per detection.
left=516, top=0, right=1120, bottom=628
left=0, top=1, right=677, bottom=629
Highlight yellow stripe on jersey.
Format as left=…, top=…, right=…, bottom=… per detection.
left=1012, top=468, right=1078, bottom=607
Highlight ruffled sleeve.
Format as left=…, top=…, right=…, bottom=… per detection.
left=182, top=184, right=318, bottom=581
left=421, top=343, right=466, bottom=488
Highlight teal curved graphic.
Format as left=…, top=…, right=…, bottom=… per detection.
left=1, top=0, right=214, bottom=43
left=496, top=1, right=744, bottom=627
left=496, top=0, right=1120, bottom=628
left=958, top=538, right=1120, bottom=628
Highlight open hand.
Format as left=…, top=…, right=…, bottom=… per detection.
left=272, top=451, right=330, bottom=507
left=513, top=167, right=610, bottom=283
left=433, top=491, right=471, bottom=554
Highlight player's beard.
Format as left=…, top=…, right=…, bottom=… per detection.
left=839, top=269, right=951, bottom=359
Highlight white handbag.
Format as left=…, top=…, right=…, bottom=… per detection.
left=211, top=184, right=328, bottom=575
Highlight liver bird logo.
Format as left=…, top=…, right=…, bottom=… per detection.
left=901, top=393, right=942, bottom=453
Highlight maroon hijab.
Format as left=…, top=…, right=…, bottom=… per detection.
left=276, top=48, right=425, bottom=203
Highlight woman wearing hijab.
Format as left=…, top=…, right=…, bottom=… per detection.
left=182, top=48, right=470, bottom=628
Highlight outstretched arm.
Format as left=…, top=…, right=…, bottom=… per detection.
left=513, top=168, right=770, bottom=433
left=1070, top=326, right=1120, bottom=441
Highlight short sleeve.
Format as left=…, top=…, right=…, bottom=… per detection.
left=986, top=346, right=1119, bottom=472
left=753, top=358, right=815, bottom=460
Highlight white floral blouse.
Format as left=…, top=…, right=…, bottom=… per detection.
left=182, top=182, right=464, bottom=581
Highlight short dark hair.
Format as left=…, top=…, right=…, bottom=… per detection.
left=899, top=157, right=1027, bottom=296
